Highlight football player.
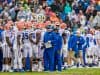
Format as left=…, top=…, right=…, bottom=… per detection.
left=86, top=29, right=96, bottom=67
left=21, top=26, right=33, bottom=71
left=2, top=25, right=13, bottom=72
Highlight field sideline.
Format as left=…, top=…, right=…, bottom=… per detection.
left=0, top=68, right=100, bottom=75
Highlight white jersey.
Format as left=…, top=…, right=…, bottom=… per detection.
left=2, top=30, right=12, bottom=58
left=2, top=30, right=13, bottom=45
left=21, top=29, right=33, bottom=57
left=30, top=29, right=45, bottom=43
left=87, top=34, right=96, bottom=47
left=30, top=29, right=37, bottom=43
left=22, top=29, right=30, bottom=44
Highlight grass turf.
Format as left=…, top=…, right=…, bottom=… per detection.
left=0, top=68, right=100, bottom=75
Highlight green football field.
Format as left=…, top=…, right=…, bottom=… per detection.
left=0, top=68, right=100, bottom=75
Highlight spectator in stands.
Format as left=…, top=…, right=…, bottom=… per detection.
left=64, top=1, right=72, bottom=15
left=93, top=12, right=100, bottom=27
left=78, top=10, right=86, bottom=26
left=9, top=5, right=16, bottom=22
left=17, top=7, right=26, bottom=21
left=36, top=5, right=45, bottom=15
left=46, top=0, right=54, bottom=6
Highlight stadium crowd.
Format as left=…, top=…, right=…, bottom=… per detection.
left=0, top=0, right=100, bottom=72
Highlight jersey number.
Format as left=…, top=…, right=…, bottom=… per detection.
left=23, top=33, right=28, bottom=39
